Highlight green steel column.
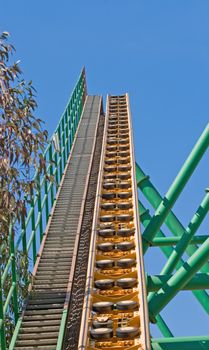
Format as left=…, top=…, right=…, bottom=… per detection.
left=139, top=200, right=209, bottom=313
left=156, top=314, right=173, bottom=337
left=148, top=190, right=209, bottom=304
left=139, top=201, right=183, bottom=269
left=161, top=190, right=209, bottom=275
left=142, top=124, right=209, bottom=252
left=149, top=235, right=209, bottom=320
left=137, top=163, right=209, bottom=271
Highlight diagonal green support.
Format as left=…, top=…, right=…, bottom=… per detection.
left=139, top=200, right=209, bottom=314
left=136, top=162, right=209, bottom=273
left=149, top=236, right=209, bottom=321
left=160, top=190, right=209, bottom=275
left=137, top=163, right=209, bottom=313
left=148, top=190, right=209, bottom=306
left=141, top=123, right=209, bottom=253
left=155, top=314, right=174, bottom=338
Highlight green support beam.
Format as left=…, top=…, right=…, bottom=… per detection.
left=139, top=200, right=209, bottom=313
left=148, top=190, right=209, bottom=304
left=136, top=162, right=209, bottom=273
left=137, top=161, right=209, bottom=313
left=151, top=336, right=209, bottom=350
left=138, top=201, right=182, bottom=268
left=149, top=236, right=209, bottom=321
left=160, top=190, right=209, bottom=275
left=155, top=314, right=173, bottom=338
left=151, top=235, right=208, bottom=246
left=147, top=273, right=209, bottom=291
left=141, top=123, right=209, bottom=252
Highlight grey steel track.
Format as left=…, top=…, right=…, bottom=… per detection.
left=14, top=96, right=102, bottom=350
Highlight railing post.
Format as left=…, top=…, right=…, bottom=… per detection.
left=49, top=144, right=54, bottom=205
left=65, top=111, right=70, bottom=157
left=37, top=174, right=43, bottom=244
left=44, top=173, right=49, bottom=221
left=0, top=270, right=6, bottom=349
left=58, top=124, right=63, bottom=179
left=30, top=187, right=37, bottom=265
left=10, top=225, right=19, bottom=324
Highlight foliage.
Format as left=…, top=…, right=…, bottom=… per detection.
left=0, top=31, right=48, bottom=344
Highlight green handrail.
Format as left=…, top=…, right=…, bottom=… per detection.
left=0, top=68, right=87, bottom=349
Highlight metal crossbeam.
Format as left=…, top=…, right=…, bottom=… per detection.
left=151, top=335, right=209, bottom=350
left=147, top=273, right=209, bottom=291
left=141, top=124, right=209, bottom=252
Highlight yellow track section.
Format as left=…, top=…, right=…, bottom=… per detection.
left=78, top=94, right=150, bottom=350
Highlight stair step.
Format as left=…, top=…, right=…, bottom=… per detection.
left=24, top=309, right=62, bottom=316
left=15, top=346, right=56, bottom=350
left=20, top=325, right=60, bottom=334
left=29, top=292, right=66, bottom=300
left=26, top=303, right=63, bottom=310
left=15, top=338, right=57, bottom=346
left=18, top=331, right=59, bottom=340
left=28, top=298, right=65, bottom=305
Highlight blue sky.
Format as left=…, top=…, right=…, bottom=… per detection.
left=1, top=0, right=209, bottom=339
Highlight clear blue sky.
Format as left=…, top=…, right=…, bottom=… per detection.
left=1, top=0, right=208, bottom=339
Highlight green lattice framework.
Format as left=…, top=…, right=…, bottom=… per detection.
left=0, top=70, right=209, bottom=350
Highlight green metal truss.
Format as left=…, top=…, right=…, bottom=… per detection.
left=136, top=122, right=209, bottom=348
left=0, top=69, right=208, bottom=349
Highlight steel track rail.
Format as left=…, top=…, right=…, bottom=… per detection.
left=78, top=94, right=150, bottom=350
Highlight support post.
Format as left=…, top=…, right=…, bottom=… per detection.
left=139, top=200, right=209, bottom=313
left=149, top=236, right=209, bottom=321
left=142, top=123, right=209, bottom=252
left=156, top=314, right=173, bottom=337
left=161, top=190, right=209, bottom=275
left=137, top=163, right=209, bottom=272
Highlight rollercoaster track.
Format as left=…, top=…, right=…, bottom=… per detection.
left=78, top=94, right=150, bottom=350
left=13, top=96, right=103, bottom=350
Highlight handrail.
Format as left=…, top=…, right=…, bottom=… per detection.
left=0, top=68, right=87, bottom=349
